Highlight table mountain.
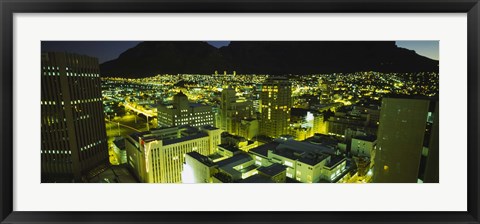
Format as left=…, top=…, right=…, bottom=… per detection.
left=100, top=41, right=438, bottom=78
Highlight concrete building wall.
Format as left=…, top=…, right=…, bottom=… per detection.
left=351, top=138, right=376, bottom=158
left=373, top=98, right=430, bottom=183
left=184, top=153, right=214, bottom=183
left=321, top=159, right=347, bottom=182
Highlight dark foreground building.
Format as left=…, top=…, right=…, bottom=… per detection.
left=373, top=97, right=439, bottom=183
left=41, top=52, right=109, bottom=182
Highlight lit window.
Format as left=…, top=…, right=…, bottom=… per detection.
left=284, top=161, right=293, bottom=167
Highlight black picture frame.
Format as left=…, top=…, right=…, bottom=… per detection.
left=1, top=0, right=479, bottom=223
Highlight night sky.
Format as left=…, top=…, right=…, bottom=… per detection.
left=41, top=41, right=438, bottom=63
left=396, top=41, right=439, bottom=60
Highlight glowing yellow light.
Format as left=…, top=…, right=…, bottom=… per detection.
left=181, top=163, right=195, bottom=183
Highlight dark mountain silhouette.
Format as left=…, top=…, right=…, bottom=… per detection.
left=100, top=41, right=438, bottom=78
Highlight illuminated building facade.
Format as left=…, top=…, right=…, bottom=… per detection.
left=41, top=52, right=108, bottom=182
left=183, top=151, right=217, bottom=183
left=249, top=138, right=347, bottom=183
left=157, top=92, right=214, bottom=128
left=373, top=97, right=439, bottom=183
left=313, top=112, right=327, bottom=135
left=350, top=135, right=376, bottom=158
left=260, top=77, right=292, bottom=138
left=219, top=88, right=254, bottom=135
left=125, top=126, right=222, bottom=183
left=289, top=108, right=316, bottom=140
left=324, top=105, right=379, bottom=141
left=183, top=137, right=349, bottom=183
left=238, top=118, right=259, bottom=140
left=256, top=164, right=287, bottom=183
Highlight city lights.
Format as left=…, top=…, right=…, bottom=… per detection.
left=41, top=41, right=439, bottom=184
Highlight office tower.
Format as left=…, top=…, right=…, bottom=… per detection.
left=157, top=92, right=215, bottom=128
left=41, top=52, right=108, bottom=182
left=125, top=126, right=222, bottom=183
left=373, top=97, right=439, bottom=183
left=313, top=112, right=327, bottom=135
left=259, top=77, right=292, bottom=138
left=219, top=88, right=254, bottom=135
left=220, top=88, right=236, bottom=131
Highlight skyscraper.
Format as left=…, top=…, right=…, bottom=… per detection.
left=41, top=52, right=109, bottom=182
left=259, top=77, right=292, bottom=138
left=220, top=88, right=236, bottom=131
left=373, top=97, right=439, bottom=183
left=219, top=88, right=254, bottom=135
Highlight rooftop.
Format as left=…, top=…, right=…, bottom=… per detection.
left=353, top=135, right=377, bottom=142
left=298, top=153, right=329, bottom=166
left=201, top=125, right=219, bottom=131
left=218, top=144, right=241, bottom=154
left=238, top=175, right=274, bottom=183
left=186, top=151, right=215, bottom=167
left=325, top=155, right=346, bottom=169
left=163, top=133, right=208, bottom=145
left=275, top=139, right=336, bottom=155
left=128, top=126, right=209, bottom=145
left=207, top=153, right=225, bottom=162
left=257, top=163, right=287, bottom=177
left=249, top=142, right=280, bottom=157
left=216, top=153, right=252, bottom=168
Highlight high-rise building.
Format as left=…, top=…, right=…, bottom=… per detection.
left=220, top=88, right=236, bottom=131
left=219, top=88, right=254, bottom=135
left=41, top=52, right=108, bottom=182
left=373, top=97, right=439, bottom=183
left=313, top=112, right=327, bottom=135
left=125, top=125, right=222, bottom=183
left=157, top=92, right=214, bottom=128
left=259, top=77, right=292, bottom=138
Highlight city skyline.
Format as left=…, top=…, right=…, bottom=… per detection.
left=41, top=41, right=439, bottom=183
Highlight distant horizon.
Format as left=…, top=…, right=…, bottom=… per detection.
left=42, top=40, right=439, bottom=63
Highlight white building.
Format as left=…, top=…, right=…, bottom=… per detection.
left=158, top=92, right=215, bottom=128
left=249, top=138, right=347, bottom=183
left=351, top=135, right=376, bottom=158
left=125, top=125, right=221, bottom=183
left=183, top=151, right=217, bottom=183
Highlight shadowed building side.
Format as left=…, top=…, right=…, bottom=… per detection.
left=41, top=52, right=109, bottom=182
left=373, top=97, right=438, bottom=183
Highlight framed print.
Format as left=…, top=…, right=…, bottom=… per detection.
left=1, top=0, right=479, bottom=223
